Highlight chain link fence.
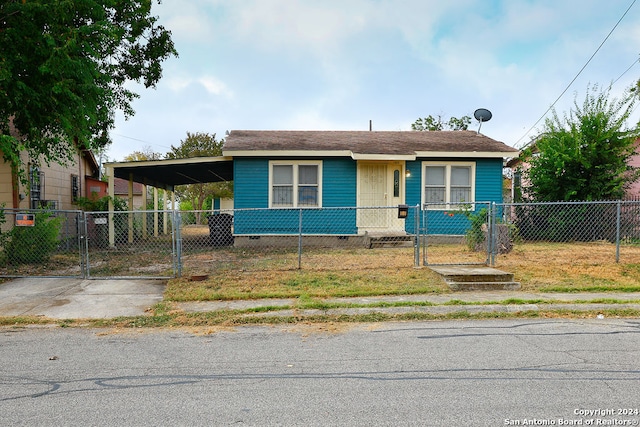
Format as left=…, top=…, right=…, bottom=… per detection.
left=0, top=208, right=84, bottom=278
left=420, top=202, right=493, bottom=266
left=178, top=207, right=420, bottom=276
left=2, top=201, right=639, bottom=279
left=499, top=201, right=640, bottom=263
left=84, top=210, right=177, bottom=278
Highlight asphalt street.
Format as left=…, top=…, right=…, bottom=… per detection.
left=2, top=319, right=640, bottom=426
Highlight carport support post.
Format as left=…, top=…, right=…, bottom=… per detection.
left=142, top=180, right=148, bottom=238
left=163, top=189, right=169, bottom=235
left=153, top=187, right=159, bottom=237
left=128, top=174, right=134, bottom=244
left=107, top=165, right=116, bottom=248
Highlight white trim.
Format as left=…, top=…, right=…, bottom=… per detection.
left=225, top=150, right=518, bottom=159
left=224, top=150, right=352, bottom=158
left=351, top=153, right=416, bottom=161
left=268, top=160, right=323, bottom=208
left=421, top=161, right=476, bottom=209
left=104, top=156, right=233, bottom=168
left=414, top=151, right=518, bottom=158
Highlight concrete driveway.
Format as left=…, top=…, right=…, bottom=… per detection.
left=0, top=278, right=166, bottom=319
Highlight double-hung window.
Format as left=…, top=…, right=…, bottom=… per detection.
left=30, top=165, right=44, bottom=209
left=71, top=174, right=80, bottom=203
left=422, top=162, right=475, bottom=208
left=270, top=161, right=322, bottom=208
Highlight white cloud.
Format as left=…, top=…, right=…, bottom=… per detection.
left=198, top=76, right=234, bottom=98
left=164, top=75, right=234, bottom=99
left=110, top=0, right=640, bottom=159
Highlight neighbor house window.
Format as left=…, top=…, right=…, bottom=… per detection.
left=422, top=162, right=475, bottom=208
left=71, top=174, right=80, bottom=203
left=270, top=161, right=322, bottom=207
left=30, top=166, right=44, bottom=209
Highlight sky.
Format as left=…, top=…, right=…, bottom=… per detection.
left=108, top=0, right=640, bottom=162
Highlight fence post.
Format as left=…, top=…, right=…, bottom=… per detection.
left=616, top=201, right=621, bottom=263
left=489, top=202, right=496, bottom=266
left=79, top=211, right=88, bottom=278
left=422, top=204, right=428, bottom=266
left=174, top=210, right=182, bottom=277
left=298, top=208, right=303, bottom=270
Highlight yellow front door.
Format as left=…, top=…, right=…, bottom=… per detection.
left=357, top=161, right=405, bottom=233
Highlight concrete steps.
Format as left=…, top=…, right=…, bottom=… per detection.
left=367, top=234, right=413, bottom=248
left=429, top=265, right=521, bottom=291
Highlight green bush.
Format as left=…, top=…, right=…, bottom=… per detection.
left=5, top=211, right=64, bottom=265
left=465, top=208, right=488, bottom=251
left=0, top=206, right=8, bottom=256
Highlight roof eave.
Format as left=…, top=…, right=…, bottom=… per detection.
left=222, top=150, right=354, bottom=157
left=414, top=151, right=520, bottom=158
left=350, top=153, right=417, bottom=160
left=104, top=156, right=233, bottom=168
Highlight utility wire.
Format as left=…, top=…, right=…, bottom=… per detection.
left=609, top=57, right=640, bottom=88
left=515, top=0, right=637, bottom=147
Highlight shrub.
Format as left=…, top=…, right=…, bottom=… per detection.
left=5, top=210, right=64, bottom=264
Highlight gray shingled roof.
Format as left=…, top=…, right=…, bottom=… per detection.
left=224, top=130, right=518, bottom=155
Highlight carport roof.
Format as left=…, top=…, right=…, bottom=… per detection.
left=104, top=156, right=233, bottom=191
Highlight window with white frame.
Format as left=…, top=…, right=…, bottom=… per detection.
left=422, top=162, right=475, bottom=208
left=270, top=161, right=321, bottom=207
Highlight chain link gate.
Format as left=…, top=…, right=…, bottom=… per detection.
left=0, top=208, right=85, bottom=278
left=0, top=208, right=180, bottom=279
left=419, top=202, right=493, bottom=266
left=83, top=210, right=179, bottom=279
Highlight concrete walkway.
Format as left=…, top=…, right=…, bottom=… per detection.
left=1, top=277, right=639, bottom=320
left=0, top=278, right=165, bottom=319
left=176, top=291, right=640, bottom=318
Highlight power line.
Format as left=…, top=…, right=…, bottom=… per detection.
left=112, top=133, right=173, bottom=149
left=609, top=57, right=640, bottom=88
left=515, top=0, right=637, bottom=147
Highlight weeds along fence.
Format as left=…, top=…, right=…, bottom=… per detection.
left=499, top=200, right=640, bottom=263
left=0, top=208, right=85, bottom=278
left=1, top=201, right=639, bottom=279
left=178, top=206, right=421, bottom=276
left=83, top=210, right=178, bottom=279
left=0, top=208, right=178, bottom=279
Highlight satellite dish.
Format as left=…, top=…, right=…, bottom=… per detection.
left=474, top=108, right=492, bottom=134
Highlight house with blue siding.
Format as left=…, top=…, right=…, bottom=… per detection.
left=222, top=130, right=518, bottom=246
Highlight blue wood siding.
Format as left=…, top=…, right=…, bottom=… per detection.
left=233, top=158, right=269, bottom=209
left=233, top=157, right=357, bottom=234
left=322, top=158, right=357, bottom=207
left=404, top=158, right=503, bottom=235
left=475, top=158, right=504, bottom=203
left=233, top=157, right=503, bottom=235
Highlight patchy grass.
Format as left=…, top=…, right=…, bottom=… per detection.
left=166, top=242, right=640, bottom=302
left=165, top=268, right=447, bottom=301
left=0, top=316, right=52, bottom=326
left=3, top=307, right=639, bottom=330
left=497, top=242, right=640, bottom=292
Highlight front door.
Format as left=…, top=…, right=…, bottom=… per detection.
left=357, top=161, right=405, bottom=233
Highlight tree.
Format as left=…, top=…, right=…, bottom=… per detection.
left=165, top=131, right=224, bottom=159
left=411, top=115, right=471, bottom=131
left=123, top=146, right=163, bottom=162
left=166, top=132, right=233, bottom=223
left=0, top=0, right=177, bottom=181
left=520, top=85, right=640, bottom=202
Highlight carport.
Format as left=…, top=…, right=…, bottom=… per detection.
left=103, top=157, right=233, bottom=246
